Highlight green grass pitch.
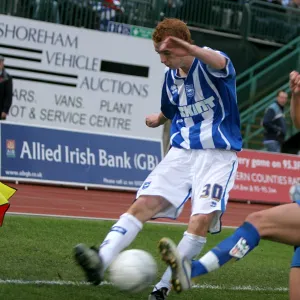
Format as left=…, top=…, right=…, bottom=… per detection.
left=0, top=215, right=292, bottom=300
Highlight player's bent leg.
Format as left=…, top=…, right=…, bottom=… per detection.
left=246, top=203, right=300, bottom=245
left=99, top=195, right=170, bottom=269
left=158, top=149, right=239, bottom=293
left=188, top=202, right=300, bottom=280
left=289, top=246, right=300, bottom=300
left=185, top=149, right=239, bottom=280
left=190, top=221, right=261, bottom=278
left=75, top=147, right=192, bottom=286
left=74, top=195, right=170, bottom=285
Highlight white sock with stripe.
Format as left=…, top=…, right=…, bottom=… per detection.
left=99, top=213, right=143, bottom=271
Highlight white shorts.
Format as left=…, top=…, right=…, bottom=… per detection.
left=136, top=147, right=238, bottom=233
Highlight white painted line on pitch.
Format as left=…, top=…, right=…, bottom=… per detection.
left=6, top=212, right=238, bottom=229
left=0, top=279, right=287, bottom=292
left=192, top=283, right=288, bottom=292
left=0, top=279, right=93, bottom=286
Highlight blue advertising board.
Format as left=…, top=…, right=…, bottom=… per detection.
left=0, top=122, right=163, bottom=190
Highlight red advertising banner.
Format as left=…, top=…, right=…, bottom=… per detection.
left=231, top=149, right=300, bottom=204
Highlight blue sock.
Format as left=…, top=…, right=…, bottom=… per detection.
left=191, top=222, right=261, bottom=278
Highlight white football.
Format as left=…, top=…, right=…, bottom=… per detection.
left=109, top=249, right=157, bottom=293
left=289, top=183, right=300, bottom=202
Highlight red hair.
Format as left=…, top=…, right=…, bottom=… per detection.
left=152, top=18, right=192, bottom=44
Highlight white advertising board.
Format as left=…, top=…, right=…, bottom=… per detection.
left=0, top=15, right=164, bottom=139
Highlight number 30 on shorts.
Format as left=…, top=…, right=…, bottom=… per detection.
left=200, top=184, right=223, bottom=201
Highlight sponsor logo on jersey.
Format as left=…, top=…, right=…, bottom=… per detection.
left=178, top=96, right=215, bottom=118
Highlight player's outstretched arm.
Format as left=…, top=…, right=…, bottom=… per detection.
left=158, top=36, right=226, bottom=70
left=145, top=112, right=168, bottom=128
left=290, top=71, right=300, bottom=129
left=189, top=45, right=226, bottom=70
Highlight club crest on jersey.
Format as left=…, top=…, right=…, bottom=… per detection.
left=185, top=84, right=195, bottom=98
left=142, top=181, right=151, bottom=190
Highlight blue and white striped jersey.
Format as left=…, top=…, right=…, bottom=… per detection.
left=161, top=49, right=242, bottom=151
